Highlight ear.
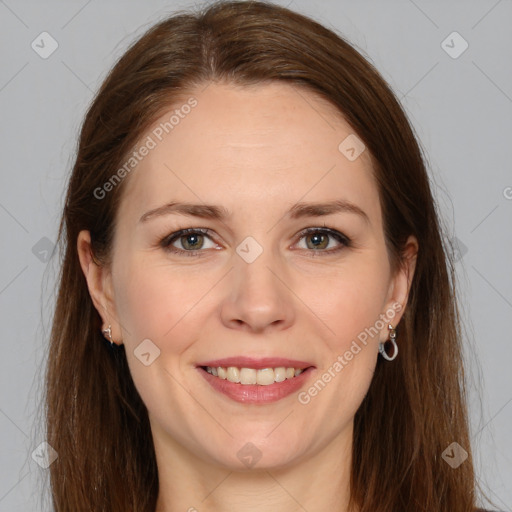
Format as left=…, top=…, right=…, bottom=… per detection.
left=77, top=230, right=123, bottom=345
left=379, top=235, right=418, bottom=342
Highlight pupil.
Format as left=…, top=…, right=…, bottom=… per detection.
left=309, top=233, right=326, bottom=249
left=184, top=234, right=201, bottom=249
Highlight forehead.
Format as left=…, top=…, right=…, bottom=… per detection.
left=118, top=81, right=380, bottom=225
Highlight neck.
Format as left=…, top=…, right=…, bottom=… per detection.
left=153, top=421, right=355, bottom=512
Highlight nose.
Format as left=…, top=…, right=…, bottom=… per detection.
left=220, top=247, right=295, bottom=334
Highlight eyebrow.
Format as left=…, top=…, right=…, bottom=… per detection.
left=139, top=199, right=370, bottom=224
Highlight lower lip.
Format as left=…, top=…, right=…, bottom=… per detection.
left=197, top=366, right=315, bottom=404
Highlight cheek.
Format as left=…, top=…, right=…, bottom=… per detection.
left=111, top=258, right=209, bottom=414
left=115, top=272, right=167, bottom=341
left=298, top=264, right=388, bottom=420
left=112, top=255, right=200, bottom=345
left=305, top=258, right=391, bottom=348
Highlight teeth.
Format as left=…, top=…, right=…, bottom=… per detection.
left=274, top=367, right=287, bottom=382
left=240, top=368, right=257, bottom=385
left=256, top=368, right=275, bottom=385
left=204, top=365, right=306, bottom=385
left=226, top=366, right=240, bottom=383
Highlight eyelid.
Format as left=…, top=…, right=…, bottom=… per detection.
left=160, top=226, right=351, bottom=256
left=160, top=228, right=217, bottom=255
left=295, top=226, right=350, bottom=246
left=292, top=226, right=351, bottom=257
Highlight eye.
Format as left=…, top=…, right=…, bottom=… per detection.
left=294, top=227, right=351, bottom=256
left=160, top=226, right=351, bottom=257
left=161, top=228, right=218, bottom=256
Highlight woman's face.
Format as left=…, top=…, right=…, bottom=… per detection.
left=79, top=81, right=416, bottom=471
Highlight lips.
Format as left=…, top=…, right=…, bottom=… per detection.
left=196, top=356, right=315, bottom=370
left=197, top=356, right=315, bottom=404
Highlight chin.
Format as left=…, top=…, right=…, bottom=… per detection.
left=205, top=432, right=306, bottom=472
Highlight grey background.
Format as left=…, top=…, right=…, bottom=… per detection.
left=0, top=0, right=511, bottom=510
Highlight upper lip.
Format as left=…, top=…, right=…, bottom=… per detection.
left=196, top=357, right=315, bottom=370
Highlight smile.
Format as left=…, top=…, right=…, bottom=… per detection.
left=197, top=365, right=315, bottom=404
left=202, top=365, right=306, bottom=385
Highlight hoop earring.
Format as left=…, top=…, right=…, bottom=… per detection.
left=102, top=325, right=115, bottom=347
left=379, top=324, right=398, bottom=361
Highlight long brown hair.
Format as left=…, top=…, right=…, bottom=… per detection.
left=45, top=1, right=491, bottom=510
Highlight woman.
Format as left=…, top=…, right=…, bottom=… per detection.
left=45, top=1, right=498, bottom=510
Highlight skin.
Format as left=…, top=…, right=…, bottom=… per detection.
left=78, top=82, right=417, bottom=512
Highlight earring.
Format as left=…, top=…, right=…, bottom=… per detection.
left=379, top=324, right=398, bottom=361
left=102, top=325, right=115, bottom=347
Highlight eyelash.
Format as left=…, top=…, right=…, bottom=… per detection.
left=159, top=226, right=351, bottom=258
